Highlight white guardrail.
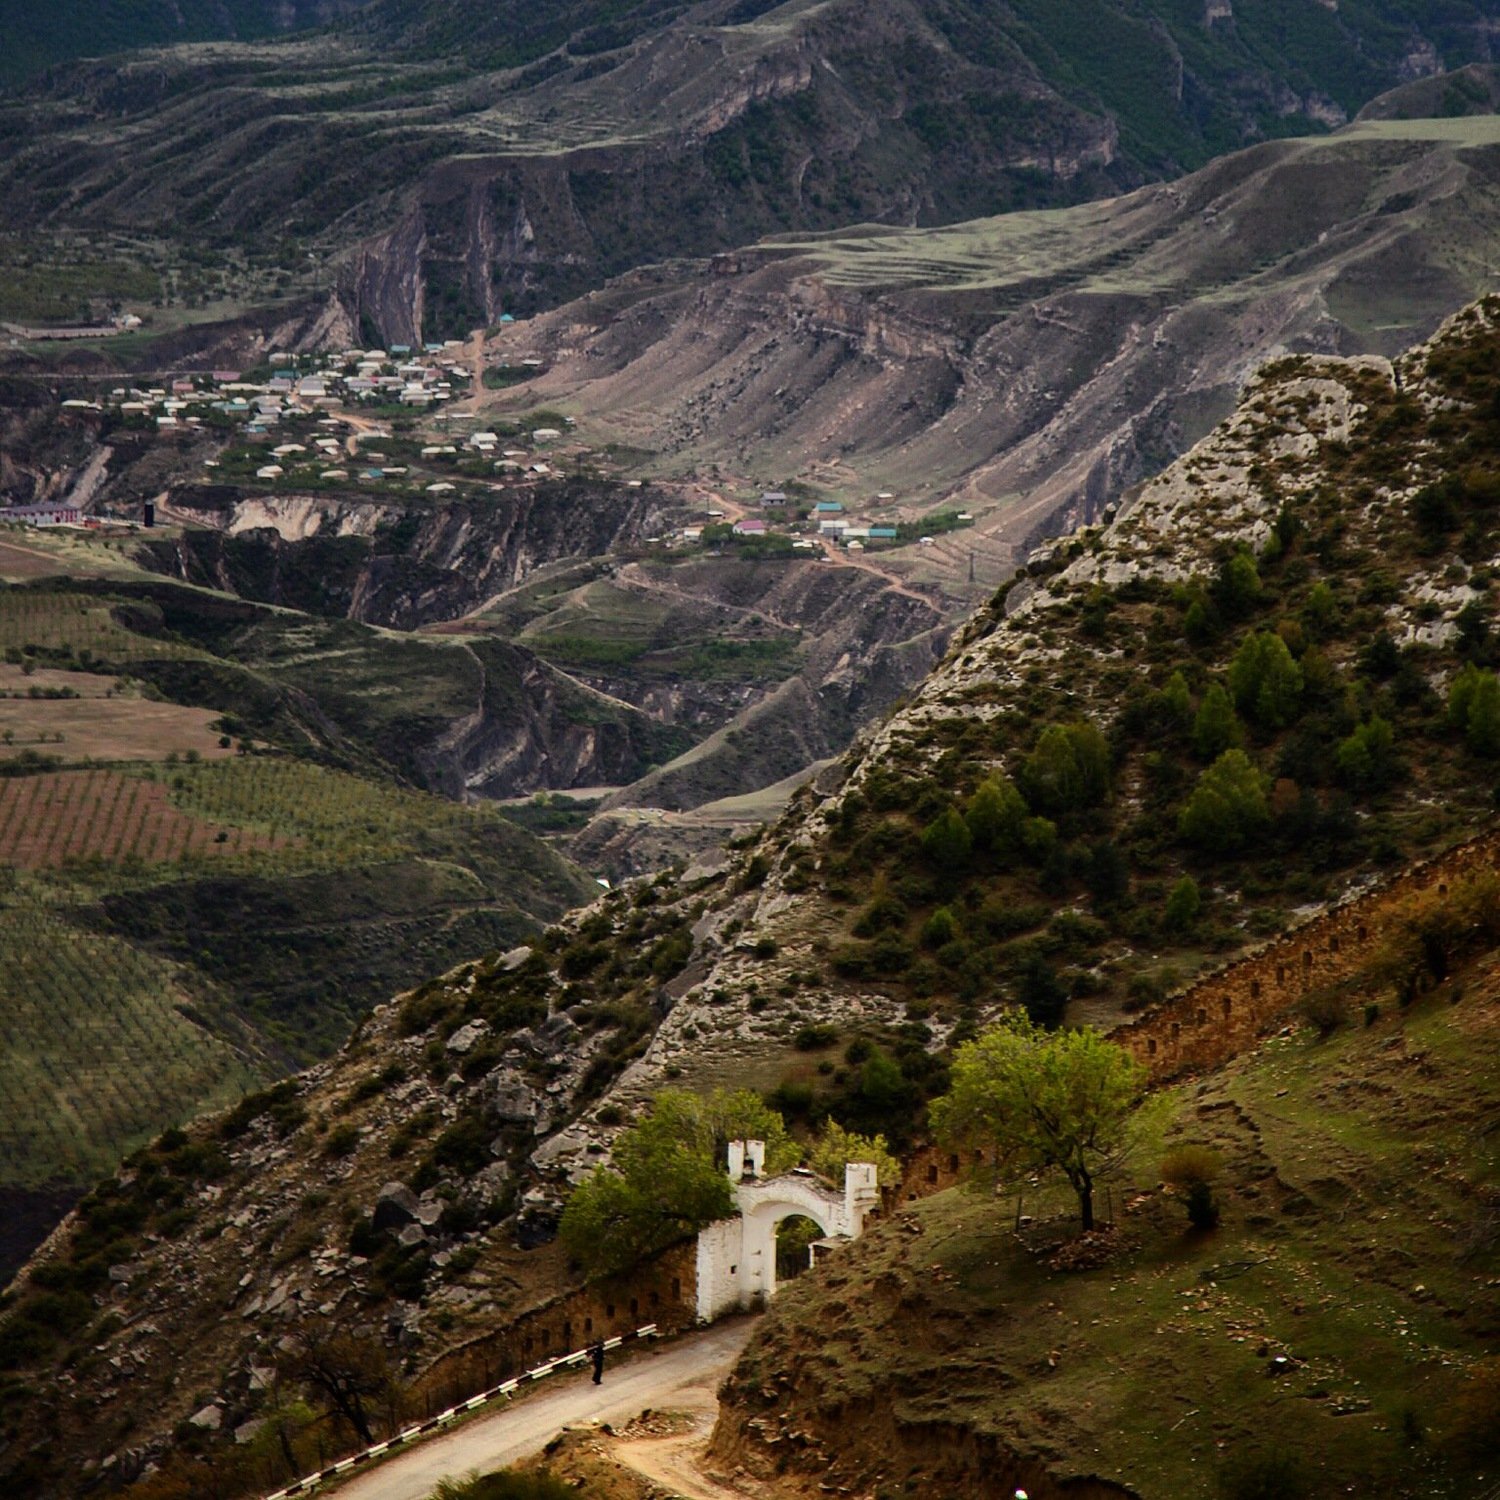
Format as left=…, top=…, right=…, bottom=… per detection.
left=263, top=1324, right=659, bottom=1499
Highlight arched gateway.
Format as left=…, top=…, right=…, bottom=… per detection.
left=695, top=1139, right=879, bottom=1321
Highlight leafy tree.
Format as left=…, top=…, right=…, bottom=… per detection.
left=1228, top=631, right=1303, bottom=729
left=559, top=1089, right=797, bottom=1276
left=964, top=775, right=1027, bottom=856
left=921, top=905, right=959, bottom=948
left=1162, top=875, right=1201, bottom=932
left=1156, top=669, right=1193, bottom=733
left=1017, top=949, right=1067, bottom=1026
left=1020, top=720, right=1111, bottom=815
left=1335, top=714, right=1396, bottom=791
left=931, top=1016, right=1145, bottom=1231
left=1178, top=749, right=1270, bottom=853
left=807, top=1119, right=900, bottom=1189
left=921, top=806, right=973, bottom=870
left=1301, top=580, right=1339, bottom=639
left=1449, top=663, right=1500, bottom=757
left=1191, top=683, right=1243, bottom=760
left=1213, top=549, right=1261, bottom=619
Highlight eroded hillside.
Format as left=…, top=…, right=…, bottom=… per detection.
left=1, top=296, right=1497, bottom=1497
left=488, top=112, right=1500, bottom=569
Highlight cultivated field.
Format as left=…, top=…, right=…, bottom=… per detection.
left=0, top=769, right=280, bottom=867
left=0, top=893, right=261, bottom=1189
left=0, top=590, right=205, bottom=661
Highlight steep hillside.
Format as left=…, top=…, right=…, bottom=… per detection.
left=487, top=111, right=1500, bottom=569
left=2, top=293, right=1496, bottom=1499
left=0, top=0, right=369, bottom=89
left=711, top=960, right=1500, bottom=1498
left=0, top=2, right=1494, bottom=339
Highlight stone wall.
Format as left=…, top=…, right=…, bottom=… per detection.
left=409, top=1240, right=697, bottom=1413
left=1114, top=826, right=1500, bottom=1081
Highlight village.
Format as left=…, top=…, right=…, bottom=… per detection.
left=3, top=341, right=978, bottom=563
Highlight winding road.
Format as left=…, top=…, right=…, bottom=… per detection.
left=330, top=1318, right=758, bottom=1500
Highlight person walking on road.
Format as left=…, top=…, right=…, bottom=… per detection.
left=590, top=1340, right=605, bottom=1385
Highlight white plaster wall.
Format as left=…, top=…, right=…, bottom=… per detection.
left=695, top=1217, right=747, bottom=1322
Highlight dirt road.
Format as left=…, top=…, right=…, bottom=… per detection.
left=331, top=1318, right=758, bottom=1500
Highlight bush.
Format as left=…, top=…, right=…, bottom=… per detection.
left=1162, top=875, right=1201, bottom=932
left=921, top=906, right=959, bottom=948
left=793, top=1024, right=838, bottom=1051
left=1161, top=1145, right=1222, bottom=1230
left=1300, top=987, right=1348, bottom=1037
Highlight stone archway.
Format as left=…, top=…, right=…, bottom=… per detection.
left=695, top=1142, right=878, bottom=1322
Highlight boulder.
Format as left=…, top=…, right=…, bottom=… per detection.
left=373, top=1182, right=421, bottom=1231
left=446, top=1020, right=488, bottom=1055
left=396, top=1224, right=427, bottom=1249
left=491, top=1068, right=543, bottom=1125
left=188, top=1404, right=222, bottom=1431
left=525, top=1013, right=579, bottom=1059
left=498, top=945, right=533, bottom=972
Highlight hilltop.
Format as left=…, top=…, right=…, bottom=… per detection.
left=0, top=286, right=1495, bottom=1495
left=1, top=3, right=1496, bottom=341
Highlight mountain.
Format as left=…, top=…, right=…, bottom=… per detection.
left=0, top=0, right=369, bottom=90
left=479, top=108, right=1500, bottom=569
left=1, top=1, right=1496, bottom=340
left=2, top=288, right=1495, bottom=1496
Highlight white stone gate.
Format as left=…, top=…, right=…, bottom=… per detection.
left=695, top=1139, right=879, bottom=1321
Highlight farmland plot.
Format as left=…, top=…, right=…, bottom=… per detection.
left=0, top=896, right=262, bottom=1189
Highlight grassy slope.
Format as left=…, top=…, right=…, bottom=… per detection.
left=0, top=570, right=594, bottom=1279
left=720, top=967, right=1500, bottom=1498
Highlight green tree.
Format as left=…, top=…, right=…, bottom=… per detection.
left=807, top=1120, right=900, bottom=1189
left=1178, top=749, right=1270, bottom=853
left=921, top=806, right=973, bottom=870
left=1191, top=683, right=1244, bottom=760
left=1157, top=670, right=1193, bottom=733
left=1162, top=875, right=1201, bottom=932
left=931, top=1016, right=1145, bottom=1231
left=1213, top=549, right=1261, bottom=619
left=1228, top=631, right=1303, bottom=729
left=1335, top=714, right=1396, bottom=790
left=1020, top=720, right=1111, bottom=815
left=1449, top=663, right=1500, bottom=757
left=559, top=1090, right=796, bottom=1276
left=964, top=775, right=1027, bottom=857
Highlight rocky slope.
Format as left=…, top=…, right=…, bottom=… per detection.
left=485, top=107, right=1500, bottom=569
left=1, top=1, right=1494, bottom=339
left=2, top=296, right=1497, bottom=1496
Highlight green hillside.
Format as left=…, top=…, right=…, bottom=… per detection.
left=719, top=957, right=1500, bottom=1498
left=0, top=572, right=596, bottom=1281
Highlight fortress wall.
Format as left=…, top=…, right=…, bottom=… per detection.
left=1115, top=827, right=1500, bottom=1081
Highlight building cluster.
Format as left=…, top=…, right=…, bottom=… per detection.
left=80, top=343, right=474, bottom=438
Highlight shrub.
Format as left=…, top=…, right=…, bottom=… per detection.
left=1161, top=1145, right=1222, bottom=1229
left=921, top=906, right=959, bottom=949
left=1300, top=987, right=1348, bottom=1037
left=793, top=1023, right=838, bottom=1051
left=1162, top=875, right=1201, bottom=932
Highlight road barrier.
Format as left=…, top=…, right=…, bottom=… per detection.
left=263, top=1324, right=658, bottom=1498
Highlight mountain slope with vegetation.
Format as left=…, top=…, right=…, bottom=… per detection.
left=711, top=953, right=1500, bottom=1498
left=0, top=1, right=1495, bottom=340
left=1, top=291, right=1496, bottom=1498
